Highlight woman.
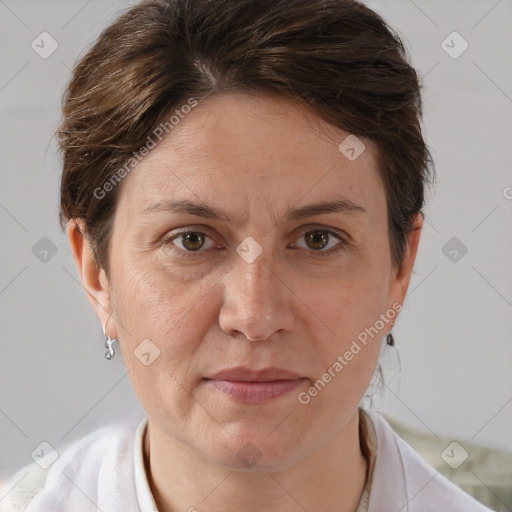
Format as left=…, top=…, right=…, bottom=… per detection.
left=4, top=0, right=495, bottom=511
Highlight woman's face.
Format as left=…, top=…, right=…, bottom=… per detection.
left=78, top=93, right=421, bottom=471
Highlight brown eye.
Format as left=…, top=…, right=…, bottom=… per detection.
left=180, top=232, right=205, bottom=251
left=170, top=231, right=215, bottom=252
left=304, top=230, right=330, bottom=250
left=292, top=229, right=344, bottom=254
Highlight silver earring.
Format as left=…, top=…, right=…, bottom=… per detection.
left=103, top=315, right=117, bottom=360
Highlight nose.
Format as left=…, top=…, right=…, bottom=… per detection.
left=218, top=249, right=295, bottom=341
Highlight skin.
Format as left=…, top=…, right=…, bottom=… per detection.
left=68, top=92, right=423, bottom=512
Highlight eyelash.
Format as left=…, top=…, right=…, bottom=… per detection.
left=162, top=227, right=349, bottom=260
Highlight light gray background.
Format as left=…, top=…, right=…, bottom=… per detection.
left=1, top=0, right=511, bottom=494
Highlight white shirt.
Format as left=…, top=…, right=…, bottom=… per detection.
left=2, top=409, right=494, bottom=512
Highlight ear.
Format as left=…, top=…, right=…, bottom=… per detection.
left=66, top=219, right=117, bottom=338
left=386, top=213, right=424, bottom=321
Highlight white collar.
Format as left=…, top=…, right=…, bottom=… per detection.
left=365, top=409, right=492, bottom=512
left=133, top=416, right=158, bottom=512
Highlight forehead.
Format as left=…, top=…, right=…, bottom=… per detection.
left=115, top=93, right=384, bottom=219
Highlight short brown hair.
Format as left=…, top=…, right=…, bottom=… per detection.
left=58, top=0, right=434, bottom=276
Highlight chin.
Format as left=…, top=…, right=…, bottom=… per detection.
left=200, top=430, right=307, bottom=473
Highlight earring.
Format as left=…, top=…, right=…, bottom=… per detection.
left=386, top=333, right=395, bottom=347
left=103, top=314, right=117, bottom=360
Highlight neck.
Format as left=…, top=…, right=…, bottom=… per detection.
left=143, top=409, right=368, bottom=512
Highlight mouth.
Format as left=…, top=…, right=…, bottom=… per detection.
left=204, top=366, right=307, bottom=403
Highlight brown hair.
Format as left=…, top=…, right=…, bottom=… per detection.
left=58, top=0, right=434, bottom=276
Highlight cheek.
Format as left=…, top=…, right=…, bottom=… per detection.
left=110, top=262, right=217, bottom=426
left=301, top=252, right=390, bottom=384
left=110, top=256, right=221, bottom=373
left=308, top=256, right=390, bottom=336
left=301, top=285, right=384, bottom=415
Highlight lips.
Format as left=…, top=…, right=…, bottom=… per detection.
left=205, top=366, right=307, bottom=403
left=206, top=366, right=303, bottom=382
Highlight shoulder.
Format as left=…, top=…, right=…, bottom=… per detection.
left=365, top=409, right=495, bottom=512
left=1, top=461, right=51, bottom=512
left=1, top=418, right=143, bottom=512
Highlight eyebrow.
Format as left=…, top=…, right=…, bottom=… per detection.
left=140, top=198, right=367, bottom=225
